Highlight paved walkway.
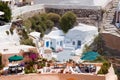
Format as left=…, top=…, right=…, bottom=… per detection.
left=106, top=65, right=118, bottom=80
left=101, top=0, right=120, bottom=37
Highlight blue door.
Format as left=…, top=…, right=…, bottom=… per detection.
left=77, top=40, right=81, bottom=48
left=46, top=41, right=49, bottom=47
left=60, top=41, right=63, bottom=46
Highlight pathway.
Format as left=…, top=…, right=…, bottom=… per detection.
left=106, top=65, right=118, bottom=80
left=101, top=0, right=120, bottom=37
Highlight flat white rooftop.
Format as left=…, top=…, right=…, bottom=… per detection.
left=0, top=45, right=35, bottom=54
left=34, top=0, right=112, bottom=9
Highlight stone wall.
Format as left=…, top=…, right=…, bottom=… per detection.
left=12, top=4, right=45, bottom=20
left=45, top=8, right=103, bottom=26
left=2, top=53, right=21, bottom=66
left=102, top=33, right=120, bottom=56
left=12, top=1, right=114, bottom=25
left=45, top=8, right=102, bottom=18
left=19, top=9, right=45, bottom=20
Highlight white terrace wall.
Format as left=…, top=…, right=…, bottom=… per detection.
left=12, top=4, right=45, bottom=19
left=94, top=0, right=112, bottom=8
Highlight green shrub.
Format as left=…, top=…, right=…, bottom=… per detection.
left=60, top=11, right=77, bottom=33
left=23, top=19, right=32, bottom=32
left=21, top=29, right=29, bottom=39
left=10, top=28, right=14, bottom=35
left=98, top=61, right=111, bottom=74
left=46, top=20, right=54, bottom=29
left=0, top=53, right=3, bottom=70
left=83, top=44, right=91, bottom=54
left=103, top=61, right=111, bottom=69
left=24, top=66, right=37, bottom=74
left=0, top=2, right=11, bottom=22
left=47, top=13, right=61, bottom=25
left=98, top=65, right=108, bottom=74
left=24, top=68, right=29, bottom=74
left=6, top=31, right=9, bottom=35
left=20, top=38, right=35, bottom=46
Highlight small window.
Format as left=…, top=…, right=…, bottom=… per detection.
left=78, top=40, right=81, bottom=46
left=73, top=41, right=75, bottom=45
left=60, top=41, right=63, bottom=46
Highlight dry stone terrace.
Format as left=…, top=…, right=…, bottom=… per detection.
left=11, top=0, right=113, bottom=26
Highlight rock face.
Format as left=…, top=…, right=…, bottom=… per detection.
left=102, top=33, right=120, bottom=56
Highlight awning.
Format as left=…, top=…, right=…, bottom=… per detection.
left=8, top=55, right=23, bottom=62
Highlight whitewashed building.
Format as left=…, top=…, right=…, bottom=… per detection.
left=43, top=24, right=98, bottom=53
left=29, top=31, right=41, bottom=46
left=44, top=28, right=64, bottom=51
left=65, top=23, right=98, bottom=50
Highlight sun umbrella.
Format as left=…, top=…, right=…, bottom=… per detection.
left=8, top=55, right=23, bottom=62
left=81, top=51, right=100, bottom=61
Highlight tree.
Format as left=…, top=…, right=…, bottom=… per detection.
left=97, top=61, right=111, bottom=74
left=83, top=44, right=91, bottom=53
left=0, top=2, right=11, bottom=22
left=20, top=38, right=35, bottom=46
left=93, top=34, right=104, bottom=55
left=0, top=53, right=4, bottom=70
left=47, top=13, right=61, bottom=25
left=46, top=20, right=54, bottom=29
left=23, top=19, right=32, bottom=32
left=60, top=11, right=77, bottom=33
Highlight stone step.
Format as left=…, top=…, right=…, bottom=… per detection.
left=104, top=26, right=116, bottom=29
left=106, top=17, right=114, bottom=20
left=113, top=3, right=119, bottom=7
left=115, top=30, right=120, bottom=35
left=106, top=20, right=113, bottom=22
left=113, top=2, right=119, bottom=4
left=104, top=25, right=116, bottom=28
left=105, top=29, right=117, bottom=32
left=113, top=4, right=118, bottom=7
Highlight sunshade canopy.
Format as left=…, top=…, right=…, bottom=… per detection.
left=8, top=55, right=23, bottom=62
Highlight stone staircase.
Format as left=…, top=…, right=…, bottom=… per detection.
left=102, top=0, right=120, bottom=37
